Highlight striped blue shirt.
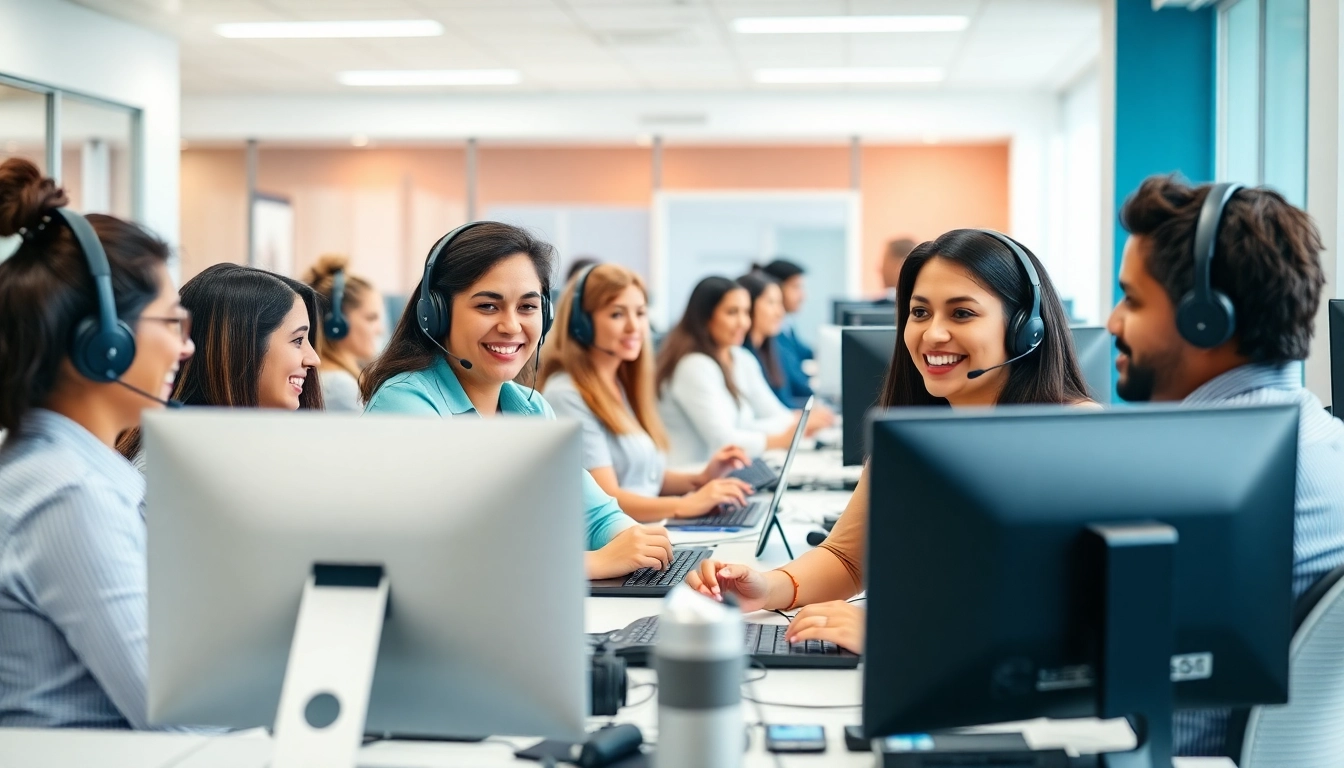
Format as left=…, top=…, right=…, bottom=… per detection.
left=0, top=409, right=151, bottom=729
left=1174, top=363, right=1344, bottom=756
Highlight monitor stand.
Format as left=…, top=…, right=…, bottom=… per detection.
left=272, top=564, right=389, bottom=768
left=1086, top=523, right=1177, bottom=768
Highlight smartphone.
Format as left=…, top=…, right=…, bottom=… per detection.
left=765, top=724, right=826, bottom=753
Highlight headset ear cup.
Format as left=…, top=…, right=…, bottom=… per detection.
left=541, top=294, right=555, bottom=343
left=72, top=317, right=136, bottom=383
left=324, top=313, right=349, bottom=341
left=417, top=292, right=450, bottom=342
left=1177, top=291, right=1236, bottom=348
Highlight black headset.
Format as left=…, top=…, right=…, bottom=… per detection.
left=416, top=221, right=554, bottom=347
left=323, top=268, right=350, bottom=341
left=568, top=264, right=597, bottom=347
left=52, top=208, right=138, bottom=382
left=979, top=229, right=1045, bottom=357
left=1177, top=182, right=1241, bottom=348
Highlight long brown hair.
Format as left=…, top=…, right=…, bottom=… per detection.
left=361, top=222, right=555, bottom=403
left=655, top=276, right=747, bottom=400
left=879, top=229, right=1089, bottom=408
left=736, top=271, right=784, bottom=389
left=303, top=253, right=374, bottom=378
left=117, top=263, right=325, bottom=458
left=539, top=264, right=669, bottom=450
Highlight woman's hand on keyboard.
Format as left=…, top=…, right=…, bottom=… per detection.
left=696, top=445, right=751, bottom=485
left=587, top=525, right=674, bottom=580
left=686, top=559, right=772, bottom=614
left=678, top=478, right=753, bottom=517
left=786, top=601, right=864, bottom=653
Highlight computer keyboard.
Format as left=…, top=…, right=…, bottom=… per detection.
left=589, top=547, right=713, bottom=597
left=728, top=458, right=779, bottom=492
left=601, top=615, right=860, bottom=669
left=666, top=499, right=766, bottom=529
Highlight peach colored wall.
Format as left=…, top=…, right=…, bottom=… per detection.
left=478, top=146, right=653, bottom=206
left=662, top=146, right=851, bottom=190
left=179, top=148, right=247, bottom=279
left=256, top=148, right=467, bottom=296
left=860, top=144, right=1010, bottom=295
left=178, top=143, right=1008, bottom=298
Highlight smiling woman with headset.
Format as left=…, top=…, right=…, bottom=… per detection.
left=361, top=222, right=675, bottom=580
left=304, top=255, right=384, bottom=412
left=687, top=229, right=1094, bottom=654
left=538, top=263, right=755, bottom=523
left=0, top=159, right=195, bottom=729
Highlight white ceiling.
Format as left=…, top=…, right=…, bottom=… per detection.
left=69, top=0, right=1100, bottom=95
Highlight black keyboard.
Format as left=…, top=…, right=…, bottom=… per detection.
left=589, top=547, right=712, bottom=597
left=665, top=499, right=766, bottom=529
left=601, top=615, right=860, bottom=669
left=728, top=458, right=779, bottom=492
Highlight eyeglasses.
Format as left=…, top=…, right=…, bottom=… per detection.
left=140, top=309, right=193, bottom=343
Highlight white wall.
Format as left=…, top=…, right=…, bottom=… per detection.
left=0, top=0, right=179, bottom=244
left=1052, top=67, right=1103, bottom=325
left=1305, top=0, right=1342, bottom=404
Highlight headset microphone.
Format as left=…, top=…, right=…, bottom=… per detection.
left=429, top=338, right=472, bottom=370
left=967, top=347, right=1036, bottom=380
left=115, top=379, right=184, bottom=408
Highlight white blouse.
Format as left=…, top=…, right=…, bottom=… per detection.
left=658, top=347, right=794, bottom=465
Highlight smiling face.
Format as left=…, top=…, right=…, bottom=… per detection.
left=120, top=263, right=195, bottom=408
left=1108, top=234, right=1190, bottom=402
left=258, top=295, right=320, bottom=409
left=751, top=282, right=786, bottom=339
left=903, top=257, right=1011, bottom=406
left=590, top=283, right=648, bottom=363
left=446, top=252, right=547, bottom=388
left=707, top=286, right=752, bottom=351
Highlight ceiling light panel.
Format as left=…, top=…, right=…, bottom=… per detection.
left=733, top=15, right=969, bottom=34
left=337, top=69, right=522, bottom=86
left=216, top=20, right=444, bottom=39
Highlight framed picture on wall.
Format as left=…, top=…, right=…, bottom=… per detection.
left=251, top=192, right=294, bottom=276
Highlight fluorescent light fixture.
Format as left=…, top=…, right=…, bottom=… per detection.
left=338, top=69, right=522, bottom=86
left=216, top=20, right=444, bottom=39
left=754, top=67, right=943, bottom=84
left=733, top=15, right=968, bottom=34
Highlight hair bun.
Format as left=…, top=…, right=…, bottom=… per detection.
left=0, top=158, right=68, bottom=238
left=303, top=253, right=351, bottom=285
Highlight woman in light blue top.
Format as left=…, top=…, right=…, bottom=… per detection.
left=0, top=159, right=195, bottom=728
left=539, top=263, right=753, bottom=523
left=361, top=222, right=674, bottom=580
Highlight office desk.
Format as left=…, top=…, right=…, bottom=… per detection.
left=0, top=447, right=1236, bottom=768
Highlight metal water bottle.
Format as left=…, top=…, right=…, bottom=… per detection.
left=654, top=584, right=745, bottom=768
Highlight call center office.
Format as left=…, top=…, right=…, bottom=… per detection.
left=1, top=1, right=1343, bottom=767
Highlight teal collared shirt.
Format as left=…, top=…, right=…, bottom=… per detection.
left=363, top=356, right=637, bottom=550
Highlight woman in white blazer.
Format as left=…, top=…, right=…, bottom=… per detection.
left=656, top=276, right=816, bottom=465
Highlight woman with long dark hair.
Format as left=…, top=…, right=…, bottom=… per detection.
left=117, top=263, right=324, bottom=462
left=687, top=230, right=1095, bottom=653
left=362, top=222, right=673, bottom=581
left=737, top=271, right=837, bottom=431
left=656, top=276, right=817, bottom=465
left=0, top=158, right=195, bottom=728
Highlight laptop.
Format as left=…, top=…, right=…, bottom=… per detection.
left=665, top=397, right=814, bottom=532
left=587, top=398, right=813, bottom=598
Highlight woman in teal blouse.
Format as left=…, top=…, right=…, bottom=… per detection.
left=361, top=221, right=674, bottom=580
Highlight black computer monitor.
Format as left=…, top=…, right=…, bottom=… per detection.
left=840, top=307, right=899, bottom=327
left=863, top=405, right=1298, bottom=766
left=1070, top=325, right=1112, bottom=402
left=840, top=327, right=896, bottom=466
left=1330, top=299, right=1343, bottom=417
left=832, top=299, right=890, bottom=325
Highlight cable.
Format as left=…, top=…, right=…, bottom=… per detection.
left=744, top=662, right=786, bottom=768
left=742, top=663, right=861, bottom=710
left=626, top=682, right=657, bottom=709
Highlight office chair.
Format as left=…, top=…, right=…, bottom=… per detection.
left=1230, top=563, right=1344, bottom=766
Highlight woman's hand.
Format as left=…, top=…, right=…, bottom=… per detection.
left=697, top=445, right=750, bottom=486
left=679, top=478, right=753, bottom=517
left=685, top=559, right=774, bottom=614
left=785, top=600, right=865, bottom=653
left=587, top=525, right=674, bottom=580
left=807, top=404, right=837, bottom=432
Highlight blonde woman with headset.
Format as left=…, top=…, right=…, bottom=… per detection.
left=539, top=263, right=753, bottom=523
left=304, top=255, right=386, bottom=412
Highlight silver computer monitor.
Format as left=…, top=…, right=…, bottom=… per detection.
left=144, top=410, right=588, bottom=744
left=1069, top=325, right=1112, bottom=402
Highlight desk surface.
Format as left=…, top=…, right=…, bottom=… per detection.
left=0, top=445, right=1236, bottom=768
